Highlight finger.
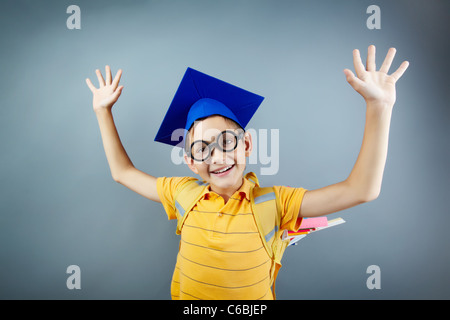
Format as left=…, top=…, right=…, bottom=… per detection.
left=353, top=49, right=366, bottom=79
left=380, top=48, right=396, bottom=74
left=105, top=65, right=112, bottom=85
left=344, top=69, right=365, bottom=88
left=85, top=78, right=96, bottom=92
left=390, top=61, right=409, bottom=82
left=111, top=69, right=123, bottom=90
left=112, top=86, right=124, bottom=101
left=96, top=69, right=106, bottom=87
left=366, top=45, right=376, bottom=71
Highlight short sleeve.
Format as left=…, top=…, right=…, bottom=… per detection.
left=273, top=186, right=307, bottom=232
left=156, top=176, right=198, bottom=220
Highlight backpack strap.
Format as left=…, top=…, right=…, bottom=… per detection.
left=245, top=171, right=260, bottom=187
left=173, top=179, right=209, bottom=235
left=250, top=187, right=277, bottom=258
left=249, top=175, right=289, bottom=300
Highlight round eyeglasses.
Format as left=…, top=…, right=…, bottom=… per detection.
left=187, top=130, right=245, bottom=162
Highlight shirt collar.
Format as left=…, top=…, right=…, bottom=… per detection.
left=236, top=175, right=254, bottom=201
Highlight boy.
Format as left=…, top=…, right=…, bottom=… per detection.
left=86, top=45, right=409, bottom=300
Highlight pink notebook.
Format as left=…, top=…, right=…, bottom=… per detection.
left=299, top=217, right=328, bottom=229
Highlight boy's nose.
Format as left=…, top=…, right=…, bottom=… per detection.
left=211, top=148, right=234, bottom=164
left=210, top=147, right=226, bottom=165
left=210, top=147, right=236, bottom=166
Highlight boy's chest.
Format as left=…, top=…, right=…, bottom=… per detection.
left=179, top=194, right=271, bottom=276
left=182, top=195, right=261, bottom=247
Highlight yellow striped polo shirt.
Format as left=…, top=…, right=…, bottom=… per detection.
left=157, top=174, right=306, bottom=300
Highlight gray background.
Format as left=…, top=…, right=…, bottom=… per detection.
left=0, top=0, right=448, bottom=299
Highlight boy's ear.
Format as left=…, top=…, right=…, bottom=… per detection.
left=184, top=153, right=199, bottom=174
left=244, top=131, right=253, bottom=158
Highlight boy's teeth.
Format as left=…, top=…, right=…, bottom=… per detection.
left=214, top=165, right=233, bottom=174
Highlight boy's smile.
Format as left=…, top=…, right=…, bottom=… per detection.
left=184, top=116, right=252, bottom=202
left=210, top=164, right=235, bottom=175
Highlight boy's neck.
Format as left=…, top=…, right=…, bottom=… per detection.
left=209, top=177, right=244, bottom=203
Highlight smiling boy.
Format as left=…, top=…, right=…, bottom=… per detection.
left=184, top=116, right=248, bottom=200
left=86, top=45, right=409, bottom=299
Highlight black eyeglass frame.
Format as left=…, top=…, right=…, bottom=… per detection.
left=187, top=129, right=245, bottom=162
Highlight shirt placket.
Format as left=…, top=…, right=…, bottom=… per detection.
left=211, top=196, right=230, bottom=239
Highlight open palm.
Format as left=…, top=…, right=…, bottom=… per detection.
left=86, top=66, right=124, bottom=111
left=344, top=45, right=409, bottom=106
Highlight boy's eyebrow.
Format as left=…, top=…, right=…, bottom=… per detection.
left=196, top=135, right=216, bottom=144
left=192, top=130, right=221, bottom=144
left=194, top=128, right=242, bottom=144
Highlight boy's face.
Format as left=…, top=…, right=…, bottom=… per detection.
left=184, top=116, right=252, bottom=195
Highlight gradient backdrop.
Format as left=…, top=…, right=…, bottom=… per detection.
left=0, top=0, right=449, bottom=299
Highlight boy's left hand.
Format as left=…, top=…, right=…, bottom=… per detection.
left=344, top=45, right=409, bottom=107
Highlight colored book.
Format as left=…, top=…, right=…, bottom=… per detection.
left=299, top=217, right=328, bottom=229
left=285, top=217, right=345, bottom=246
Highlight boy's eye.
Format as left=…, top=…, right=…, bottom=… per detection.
left=193, top=142, right=209, bottom=155
left=219, top=132, right=237, bottom=150
left=221, top=135, right=233, bottom=144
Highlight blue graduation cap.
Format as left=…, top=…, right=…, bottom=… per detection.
left=154, top=67, right=264, bottom=147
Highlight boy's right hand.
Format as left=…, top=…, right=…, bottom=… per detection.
left=86, top=66, right=124, bottom=111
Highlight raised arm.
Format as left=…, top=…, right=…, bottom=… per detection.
left=300, top=45, right=409, bottom=217
left=86, top=66, right=160, bottom=203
